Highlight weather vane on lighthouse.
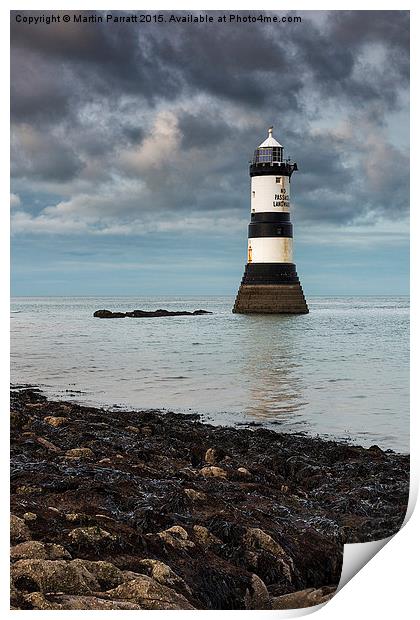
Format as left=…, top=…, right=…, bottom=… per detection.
left=233, top=126, right=308, bottom=314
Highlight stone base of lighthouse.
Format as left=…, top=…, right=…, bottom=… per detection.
left=233, top=264, right=309, bottom=314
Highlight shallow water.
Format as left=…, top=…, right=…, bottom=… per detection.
left=10, top=295, right=409, bottom=452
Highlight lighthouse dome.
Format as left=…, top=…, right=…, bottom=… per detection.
left=252, top=126, right=284, bottom=165
left=258, top=126, right=283, bottom=148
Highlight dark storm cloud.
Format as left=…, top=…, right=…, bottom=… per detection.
left=10, top=11, right=303, bottom=119
left=329, top=10, right=409, bottom=51
left=292, top=11, right=409, bottom=112
left=12, top=126, right=83, bottom=182
left=178, top=113, right=233, bottom=150
left=10, top=10, right=409, bottom=233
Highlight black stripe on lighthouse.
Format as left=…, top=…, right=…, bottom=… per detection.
left=251, top=212, right=290, bottom=223
left=248, top=222, right=293, bottom=238
left=241, top=263, right=299, bottom=285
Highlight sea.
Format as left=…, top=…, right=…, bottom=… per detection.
left=10, top=296, right=409, bottom=454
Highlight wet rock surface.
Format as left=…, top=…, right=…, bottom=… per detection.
left=10, top=387, right=409, bottom=610
left=93, top=308, right=212, bottom=318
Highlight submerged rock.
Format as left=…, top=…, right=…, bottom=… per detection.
left=93, top=308, right=212, bottom=319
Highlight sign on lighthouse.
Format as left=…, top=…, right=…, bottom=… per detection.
left=233, top=127, right=308, bottom=314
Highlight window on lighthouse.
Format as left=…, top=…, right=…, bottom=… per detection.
left=256, top=148, right=272, bottom=163
left=272, top=147, right=282, bottom=162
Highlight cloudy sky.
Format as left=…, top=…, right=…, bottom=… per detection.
left=11, top=10, right=409, bottom=296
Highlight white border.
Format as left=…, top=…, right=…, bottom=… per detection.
left=3, top=2, right=417, bottom=619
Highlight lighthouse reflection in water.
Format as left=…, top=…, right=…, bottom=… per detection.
left=241, top=314, right=306, bottom=423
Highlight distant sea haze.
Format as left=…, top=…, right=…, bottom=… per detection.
left=11, top=296, right=409, bottom=453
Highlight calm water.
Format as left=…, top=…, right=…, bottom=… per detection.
left=10, top=296, right=409, bottom=453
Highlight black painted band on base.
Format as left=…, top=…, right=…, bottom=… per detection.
left=248, top=222, right=293, bottom=238
left=240, top=263, right=300, bottom=285
left=251, top=212, right=290, bottom=223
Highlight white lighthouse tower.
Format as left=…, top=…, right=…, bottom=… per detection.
left=233, top=127, right=308, bottom=314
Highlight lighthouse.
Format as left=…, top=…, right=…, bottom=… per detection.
left=233, top=127, right=308, bottom=314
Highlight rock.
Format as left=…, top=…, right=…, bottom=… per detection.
left=47, top=506, right=61, bottom=514
left=237, top=467, right=251, bottom=477
left=98, top=458, right=112, bottom=464
left=16, top=485, right=41, bottom=495
left=184, top=488, right=207, bottom=501
left=68, top=526, right=116, bottom=545
left=10, top=579, right=26, bottom=608
left=106, top=575, right=195, bottom=609
left=157, top=526, right=195, bottom=550
left=244, top=574, right=271, bottom=610
left=11, top=559, right=99, bottom=594
left=199, top=466, right=227, bottom=479
left=23, top=512, right=37, bottom=522
left=65, top=513, right=86, bottom=523
left=243, top=528, right=294, bottom=583
left=25, top=592, right=140, bottom=610
left=11, top=515, right=31, bottom=544
left=243, top=550, right=260, bottom=570
left=71, top=560, right=124, bottom=589
left=93, top=310, right=128, bottom=318
left=204, top=448, right=218, bottom=464
left=10, top=386, right=409, bottom=610
left=192, top=525, right=222, bottom=548
left=94, top=308, right=211, bottom=319
left=138, top=559, right=192, bottom=595
left=271, top=586, right=336, bottom=609
left=44, top=416, right=67, bottom=427
left=11, top=541, right=71, bottom=561
left=35, top=436, right=61, bottom=453
left=11, top=410, right=29, bottom=430
left=368, top=444, right=385, bottom=457
left=65, top=447, right=94, bottom=459
left=125, top=425, right=140, bottom=433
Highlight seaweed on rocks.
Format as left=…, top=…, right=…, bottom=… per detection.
left=10, top=387, right=409, bottom=610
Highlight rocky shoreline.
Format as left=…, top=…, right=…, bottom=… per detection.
left=10, top=386, right=409, bottom=610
